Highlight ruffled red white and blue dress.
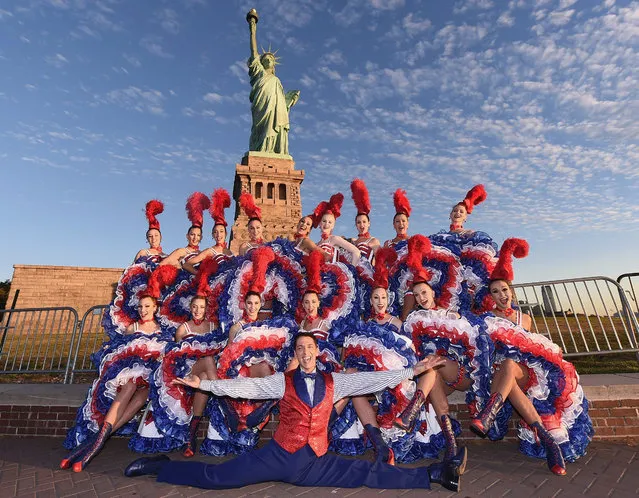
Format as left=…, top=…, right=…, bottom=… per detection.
left=129, top=321, right=228, bottom=453
left=342, top=317, right=440, bottom=462
left=482, top=312, right=593, bottom=461
left=200, top=316, right=297, bottom=456
left=63, top=324, right=170, bottom=451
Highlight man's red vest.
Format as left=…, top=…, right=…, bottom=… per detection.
left=272, top=370, right=334, bottom=456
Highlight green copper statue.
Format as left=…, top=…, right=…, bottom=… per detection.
left=246, top=9, right=300, bottom=155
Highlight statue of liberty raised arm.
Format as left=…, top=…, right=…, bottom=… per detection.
left=246, top=9, right=300, bottom=156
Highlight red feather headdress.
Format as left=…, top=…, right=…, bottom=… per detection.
left=194, top=257, right=219, bottom=297
left=491, top=238, right=529, bottom=282
left=372, top=247, right=397, bottom=290
left=350, top=179, right=371, bottom=217
left=186, top=192, right=211, bottom=229
left=145, top=199, right=164, bottom=231
left=460, top=184, right=487, bottom=214
left=209, top=188, right=231, bottom=227
left=239, top=192, right=262, bottom=221
left=312, top=193, right=344, bottom=228
left=393, top=189, right=411, bottom=217
left=248, top=246, right=275, bottom=295
left=145, top=265, right=180, bottom=299
left=303, top=250, right=323, bottom=295
left=407, top=235, right=432, bottom=284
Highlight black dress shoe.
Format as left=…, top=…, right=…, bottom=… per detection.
left=445, top=446, right=468, bottom=476
left=428, top=462, right=461, bottom=492
left=124, top=455, right=170, bottom=477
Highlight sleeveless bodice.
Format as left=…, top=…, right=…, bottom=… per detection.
left=180, top=248, right=199, bottom=265
left=209, top=247, right=232, bottom=265
left=318, top=241, right=338, bottom=263
left=355, top=237, right=375, bottom=262
left=182, top=321, right=215, bottom=340
left=301, top=318, right=329, bottom=341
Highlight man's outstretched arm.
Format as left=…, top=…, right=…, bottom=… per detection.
left=174, top=373, right=286, bottom=400
left=332, top=355, right=446, bottom=402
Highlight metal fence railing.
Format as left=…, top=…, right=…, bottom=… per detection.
left=67, top=305, right=109, bottom=384
left=513, top=276, right=639, bottom=360
left=0, top=307, right=79, bottom=381
left=617, top=273, right=639, bottom=317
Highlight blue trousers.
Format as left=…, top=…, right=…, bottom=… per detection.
left=157, top=441, right=432, bottom=489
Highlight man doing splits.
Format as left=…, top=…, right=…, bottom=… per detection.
left=124, top=332, right=464, bottom=492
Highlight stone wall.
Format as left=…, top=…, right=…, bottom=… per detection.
left=1, top=399, right=637, bottom=443
left=6, top=265, right=123, bottom=317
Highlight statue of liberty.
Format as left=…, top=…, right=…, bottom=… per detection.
left=246, top=9, right=300, bottom=155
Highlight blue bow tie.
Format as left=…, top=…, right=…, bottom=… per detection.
left=300, top=371, right=317, bottom=380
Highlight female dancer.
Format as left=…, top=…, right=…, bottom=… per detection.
left=133, top=200, right=166, bottom=264
left=61, top=294, right=166, bottom=472
left=238, top=192, right=265, bottom=256
left=184, top=189, right=234, bottom=274
left=174, top=294, right=222, bottom=457
left=341, top=247, right=416, bottom=463
left=431, top=185, right=497, bottom=313
left=293, top=215, right=325, bottom=256
left=471, top=238, right=593, bottom=475
left=449, top=184, right=486, bottom=235
left=210, top=247, right=297, bottom=452
left=350, top=179, right=380, bottom=263
left=381, top=190, right=413, bottom=319
left=313, top=193, right=361, bottom=264
left=160, top=193, right=210, bottom=268
left=394, top=236, right=481, bottom=473
left=383, top=189, right=411, bottom=251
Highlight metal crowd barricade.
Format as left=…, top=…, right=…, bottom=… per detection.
left=0, top=307, right=79, bottom=381
left=67, top=305, right=109, bottom=384
left=617, top=273, right=639, bottom=317
left=513, top=276, right=639, bottom=360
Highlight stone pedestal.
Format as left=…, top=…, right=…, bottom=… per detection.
left=229, top=152, right=304, bottom=253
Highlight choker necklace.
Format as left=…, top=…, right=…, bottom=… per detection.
left=294, top=232, right=305, bottom=240
left=251, top=238, right=264, bottom=245
left=450, top=223, right=463, bottom=231
left=192, top=318, right=204, bottom=326
left=187, top=244, right=199, bottom=251
left=216, top=242, right=227, bottom=249
left=152, top=246, right=163, bottom=253
left=321, top=233, right=330, bottom=240
left=500, top=307, right=515, bottom=317
left=359, top=232, right=371, bottom=239
left=242, top=311, right=256, bottom=323
left=395, top=234, right=408, bottom=241
left=374, top=312, right=386, bottom=321
left=306, top=314, right=318, bottom=323
left=139, top=318, right=154, bottom=325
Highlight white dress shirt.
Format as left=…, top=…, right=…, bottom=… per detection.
left=199, top=367, right=415, bottom=403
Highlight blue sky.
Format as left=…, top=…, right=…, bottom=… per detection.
left=1, top=0, right=637, bottom=284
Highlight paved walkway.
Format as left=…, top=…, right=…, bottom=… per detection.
left=0, top=437, right=637, bottom=498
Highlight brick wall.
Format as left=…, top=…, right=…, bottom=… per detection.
left=6, top=265, right=123, bottom=317
left=2, top=400, right=637, bottom=444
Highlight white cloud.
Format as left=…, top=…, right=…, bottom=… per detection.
left=497, top=12, right=516, bottom=27
left=549, top=8, right=575, bottom=25
left=140, top=35, right=173, bottom=58
left=203, top=92, right=224, bottom=104
left=453, top=0, right=495, bottom=14
left=370, top=0, right=405, bottom=10
left=154, top=8, right=180, bottom=35
left=104, top=86, right=166, bottom=115
left=402, top=13, right=432, bottom=35
left=559, top=0, right=578, bottom=8
left=44, top=53, right=69, bottom=68
left=123, top=53, right=141, bottom=67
